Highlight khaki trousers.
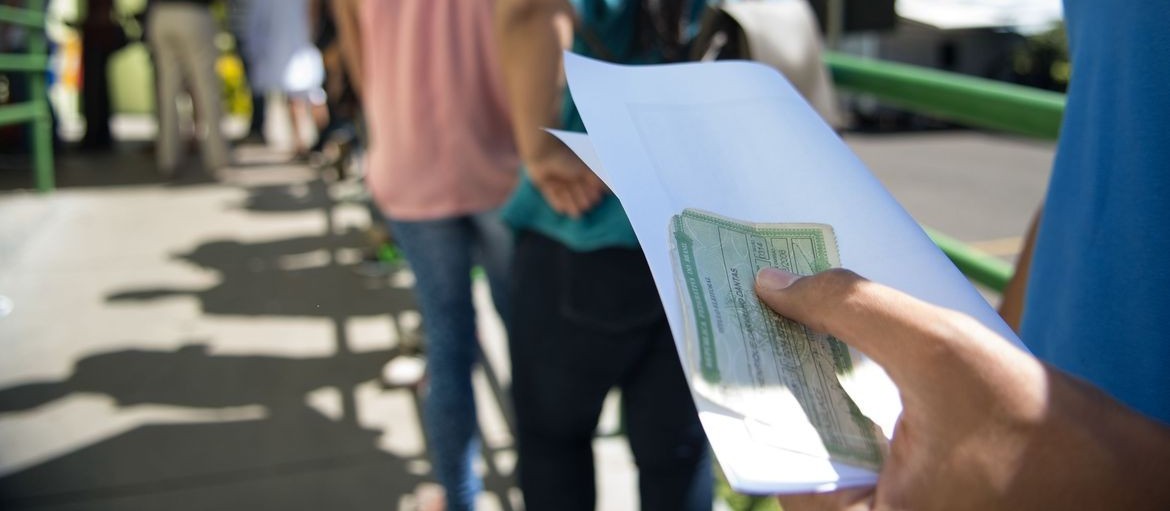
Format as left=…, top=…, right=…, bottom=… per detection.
left=147, top=3, right=229, bottom=171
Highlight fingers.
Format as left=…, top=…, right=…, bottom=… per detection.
left=566, top=170, right=606, bottom=213
left=753, top=267, right=957, bottom=384
left=533, top=170, right=608, bottom=218
left=523, top=136, right=612, bottom=217
left=527, top=149, right=597, bottom=218
left=565, top=179, right=595, bottom=215
left=754, top=267, right=886, bottom=344
left=542, top=182, right=583, bottom=218
left=581, top=167, right=608, bottom=201
left=778, top=486, right=875, bottom=511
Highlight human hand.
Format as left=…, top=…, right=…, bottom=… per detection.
left=753, top=268, right=1170, bottom=511
left=524, top=135, right=606, bottom=218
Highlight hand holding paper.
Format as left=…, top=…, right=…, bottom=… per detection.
left=670, top=210, right=886, bottom=471
left=554, top=42, right=1170, bottom=507
left=555, top=52, right=1026, bottom=493
left=755, top=268, right=1170, bottom=511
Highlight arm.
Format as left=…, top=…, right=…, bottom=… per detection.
left=998, top=207, right=1041, bottom=333
left=330, top=0, right=363, bottom=99
left=754, top=268, right=1170, bottom=510
left=495, top=0, right=605, bottom=218
left=308, top=0, right=320, bottom=40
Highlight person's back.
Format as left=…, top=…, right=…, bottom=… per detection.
left=356, top=2, right=518, bottom=510
left=1021, top=0, right=1170, bottom=424
left=360, top=0, right=518, bottom=221
left=497, top=1, right=713, bottom=510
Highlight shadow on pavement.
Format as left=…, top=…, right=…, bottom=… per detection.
left=0, top=177, right=519, bottom=510
left=105, top=229, right=416, bottom=319
left=0, top=344, right=425, bottom=510
left=0, top=143, right=313, bottom=191
left=238, top=180, right=333, bottom=214
left=0, top=144, right=215, bottom=190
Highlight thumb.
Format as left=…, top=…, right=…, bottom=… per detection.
left=753, top=267, right=954, bottom=386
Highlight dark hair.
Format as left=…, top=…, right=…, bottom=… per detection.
left=634, top=0, right=694, bottom=62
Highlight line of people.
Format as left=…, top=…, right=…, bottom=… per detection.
left=336, top=0, right=1170, bottom=510
left=331, top=1, right=709, bottom=510
left=147, top=0, right=1170, bottom=510
left=142, top=0, right=352, bottom=175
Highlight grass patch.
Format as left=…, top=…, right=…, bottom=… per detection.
left=715, top=462, right=782, bottom=511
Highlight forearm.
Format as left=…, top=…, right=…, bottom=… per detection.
left=308, top=0, right=320, bottom=39
left=330, top=0, right=363, bottom=98
left=495, top=0, right=574, bottom=162
left=1030, top=367, right=1170, bottom=509
left=999, top=207, right=1041, bottom=332
left=758, top=268, right=1170, bottom=510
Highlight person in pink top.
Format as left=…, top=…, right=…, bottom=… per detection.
left=338, top=1, right=518, bottom=509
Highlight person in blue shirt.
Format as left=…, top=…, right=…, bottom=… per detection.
left=752, top=0, right=1170, bottom=509
left=496, top=1, right=713, bottom=510
left=1017, top=0, right=1170, bottom=425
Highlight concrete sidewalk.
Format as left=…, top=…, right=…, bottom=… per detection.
left=0, top=145, right=640, bottom=510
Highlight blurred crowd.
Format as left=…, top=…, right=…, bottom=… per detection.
left=71, top=0, right=357, bottom=172
left=29, top=0, right=1170, bottom=510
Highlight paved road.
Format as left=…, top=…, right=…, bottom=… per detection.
left=848, top=131, right=1055, bottom=262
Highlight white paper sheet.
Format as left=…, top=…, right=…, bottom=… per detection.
left=556, top=52, right=1025, bottom=494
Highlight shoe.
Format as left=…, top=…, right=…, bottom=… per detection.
left=413, top=483, right=446, bottom=511
left=351, top=258, right=392, bottom=278
left=382, top=355, right=426, bottom=388
left=289, top=150, right=312, bottom=164
left=238, top=130, right=266, bottom=145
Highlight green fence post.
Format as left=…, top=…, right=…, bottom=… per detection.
left=0, top=0, right=53, bottom=191
left=26, top=0, right=53, bottom=192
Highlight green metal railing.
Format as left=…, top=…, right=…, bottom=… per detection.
left=826, top=52, right=1066, bottom=139
left=925, top=228, right=1012, bottom=292
left=0, top=0, right=54, bottom=192
left=825, top=52, right=1065, bottom=291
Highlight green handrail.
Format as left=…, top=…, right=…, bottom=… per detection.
left=0, top=101, right=43, bottom=125
left=824, top=52, right=1067, bottom=292
left=826, top=52, right=1066, bottom=140
left=0, top=53, right=48, bottom=71
left=0, top=4, right=45, bottom=27
left=925, top=228, right=1013, bottom=292
left=0, top=0, right=53, bottom=192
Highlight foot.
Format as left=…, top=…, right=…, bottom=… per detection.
left=239, top=132, right=266, bottom=145
left=413, top=483, right=446, bottom=511
left=289, top=149, right=312, bottom=164
left=382, top=355, right=426, bottom=388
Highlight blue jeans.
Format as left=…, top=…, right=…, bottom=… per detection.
left=387, top=211, right=512, bottom=511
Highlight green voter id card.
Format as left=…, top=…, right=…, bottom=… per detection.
left=670, top=208, right=885, bottom=470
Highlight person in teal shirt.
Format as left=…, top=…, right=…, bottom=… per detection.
left=497, top=1, right=712, bottom=510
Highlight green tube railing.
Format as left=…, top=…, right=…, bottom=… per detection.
left=924, top=228, right=1013, bottom=292
left=824, top=52, right=1066, bottom=292
left=826, top=52, right=1066, bottom=140
left=0, top=0, right=54, bottom=192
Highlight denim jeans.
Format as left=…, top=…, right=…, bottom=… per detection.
left=509, top=230, right=713, bottom=511
left=387, top=211, right=512, bottom=511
